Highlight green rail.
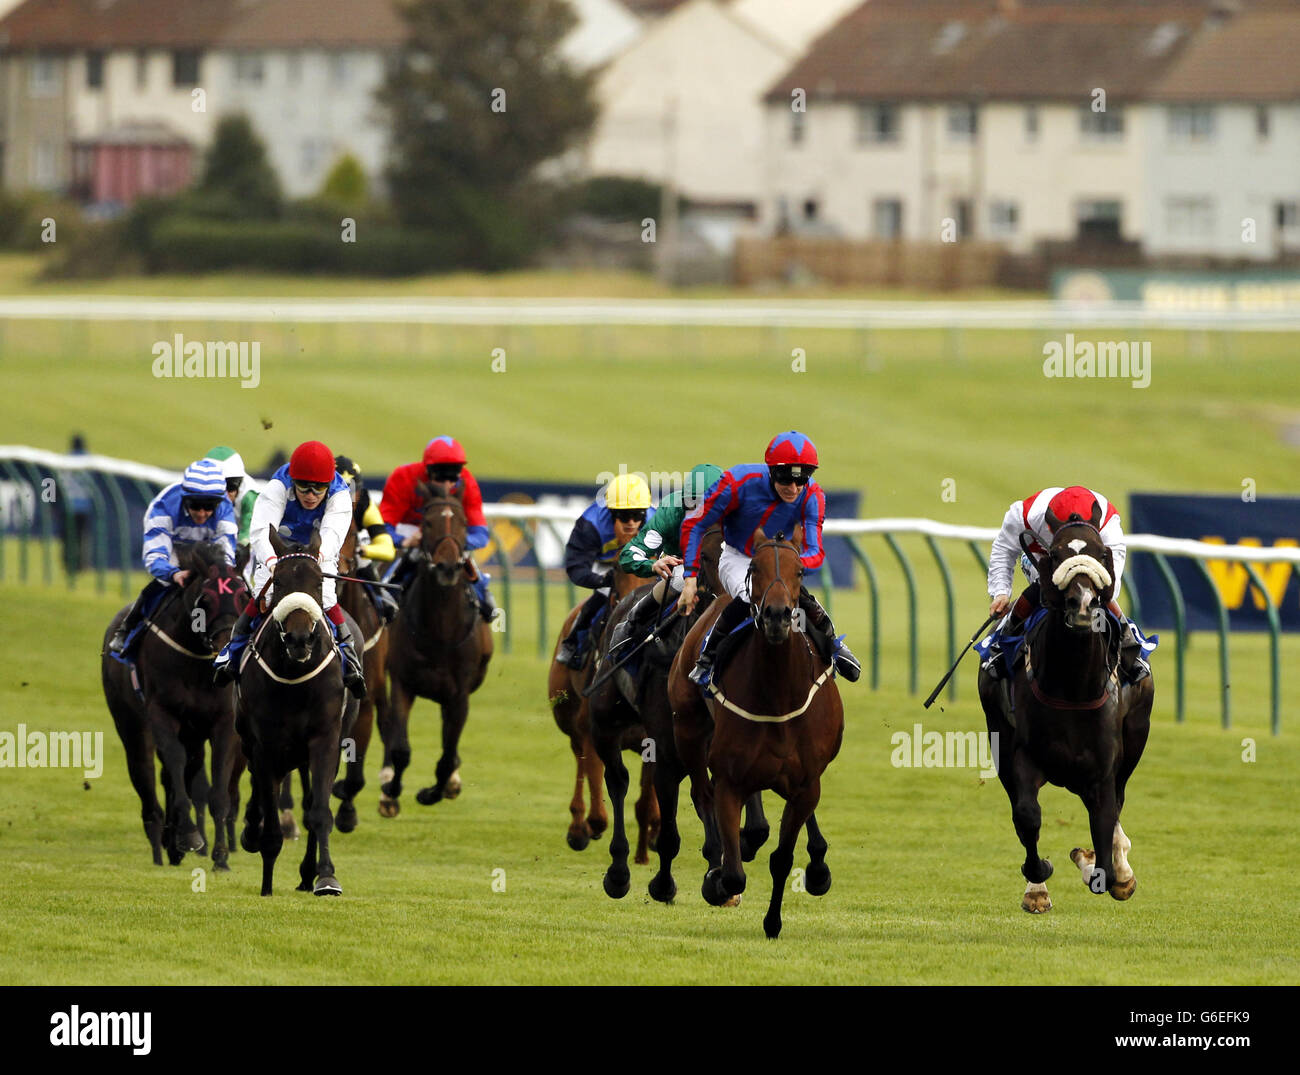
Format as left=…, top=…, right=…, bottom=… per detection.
left=1240, top=563, right=1281, bottom=737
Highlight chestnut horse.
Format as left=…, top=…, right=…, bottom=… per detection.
left=380, top=491, right=493, bottom=813
left=977, top=516, right=1153, bottom=913
left=668, top=530, right=844, bottom=938
left=548, top=556, right=660, bottom=862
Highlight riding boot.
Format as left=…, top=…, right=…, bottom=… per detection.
left=689, top=597, right=752, bottom=687
left=109, top=578, right=169, bottom=654
left=469, top=571, right=498, bottom=625
left=797, top=591, right=861, bottom=683
left=557, top=590, right=605, bottom=669
left=1117, top=619, right=1151, bottom=685
left=981, top=586, right=1038, bottom=681
left=607, top=584, right=662, bottom=656
left=213, top=605, right=255, bottom=685
left=335, top=620, right=368, bottom=700
left=357, top=563, right=399, bottom=624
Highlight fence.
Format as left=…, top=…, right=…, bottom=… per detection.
left=2, top=447, right=1295, bottom=734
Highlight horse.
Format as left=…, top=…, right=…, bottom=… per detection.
left=588, top=526, right=772, bottom=902
left=977, top=515, right=1153, bottom=913
left=235, top=528, right=359, bottom=896
left=548, top=553, right=659, bottom=861
left=101, top=542, right=249, bottom=868
left=380, top=491, right=493, bottom=813
left=668, top=530, right=844, bottom=939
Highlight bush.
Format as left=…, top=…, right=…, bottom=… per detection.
left=0, top=191, right=86, bottom=250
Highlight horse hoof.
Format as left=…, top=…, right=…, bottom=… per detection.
left=723, top=893, right=743, bottom=908
left=214, top=861, right=231, bottom=873
left=314, top=876, right=342, bottom=897
left=182, top=827, right=205, bottom=853
left=1070, top=847, right=1095, bottom=868
left=415, top=786, right=441, bottom=806
left=335, top=802, right=357, bottom=834
left=279, top=810, right=300, bottom=840
left=648, top=874, right=677, bottom=904
left=763, top=913, right=782, bottom=939
left=739, top=826, right=770, bottom=862
left=239, top=827, right=260, bottom=854
left=377, top=797, right=399, bottom=819
left=587, top=818, right=608, bottom=840
left=296, top=879, right=312, bottom=892
left=1021, top=891, right=1053, bottom=913
left=1109, top=876, right=1137, bottom=901
left=567, top=831, right=590, bottom=852
left=804, top=862, right=832, bottom=897
left=702, top=868, right=729, bottom=907
left=443, top=771, right=462, bottom=800
left=633, top=850, right=650, bottom=866
left=602, top=872, right=630, bottom=900
left=331, top=779, right=348, bottom=800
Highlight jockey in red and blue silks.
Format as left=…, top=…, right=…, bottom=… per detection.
left=212, top=440, right=366, bottom=698
left=109, top=457, right=238, bottom=658
left=378, top=436, right=496, bottom=623
left=980, top=484, right=1150, bottom=684
left=677, top=431, right=860, bottom=686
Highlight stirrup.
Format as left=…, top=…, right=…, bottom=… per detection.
left=688, top=654, right=714, bottom=687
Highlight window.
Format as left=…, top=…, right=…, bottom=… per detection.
left=1024, top=105, right=1039, bottom=143
left=32, top=142, right=57, bottom=188
left=29, top=55, right=60, bottom=97
left=1167, top=105, right=1215, bottom=144
left=234, top=53, right=265, bottom=86
left=873, top=198, right=903, bottom=239
left=1256, top=105, right=1270, bottom=141
left=856, top=102, right=899, bottom=145
left=1165, top=197, right=1214, bottom=239
left=85, top=51, right=104, bottom=90
left=789, top=109, right=805, bottom=146
left=802, top=198, right=819, bottom=223
left=172, top=50, right=200, bottom=87
left=1080, top=105, right=1124, bottom=142
left=1274, top=201, right=1298, bottom=232
left=135, top=49, right=149, bottom=88
left=1077, top=199, right=1123, bottom=241
left=947, top=103, right=978, bottom=142
left=988, top=200, right=1019, bottom=237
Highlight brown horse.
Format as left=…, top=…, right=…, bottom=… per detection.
left=101, top=543, right=249, bottom=868
left=380, top=491, right=493, bottom=812
left=977, top=517, right=1153, bottom=913
left=668, top=530, right=844, bottom=938
left=548, top=555, right=659, bottom=861
left=331, top=516, right=390, bottom=830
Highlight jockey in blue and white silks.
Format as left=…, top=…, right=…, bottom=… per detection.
left=676, top=431, right=860, bottom=686
left=212, top=440, right=365, bottom=697
left=109, top=458, right=236, bottom=657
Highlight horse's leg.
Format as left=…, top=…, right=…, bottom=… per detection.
left=565, top=737, right=591, bottom=851
left=1107, top=685, right=1151, bottom=901
left=209, top=719, right=236, bottom=872
left=118, top=714, right=165, bottom=865
left=333, top=692, right=373, bottom=834
left=1073, top=777, right=1121, bottom=899
left=278, top=774, right=300, bottom=840
left=306, top=737, right=341, bottom=895
left=703, top=777, right=746, bottom=907
left=226, top=755, right=243, bottom=854
left=188, top=756, right=210, bottom=857
left=150, top=705, right=203, bottom=860
left=417, top=693, right=468, bottom=805
left=379, top=677, right=413, bottom=817
left=254, top=762, right=283, bottom=897
left=632, top=758, right=658, bottom=866
left=764, top=783, right=819, bottom=940
left=740, top=791, right=770, bottom=862
left=296, top=767, right=317, bottom=892
left=648, top=742, right=685, bottom=903
left=583, top=734, right=608, bottom=840
left=1010, top=749, right=1053, bottom=912
left=595, top=726, right=632, bottom=900
left=803, top=810, right=831, bottom=896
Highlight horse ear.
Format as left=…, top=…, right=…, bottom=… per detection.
left=268, top=526, right=287, bottom=557
left=308, top=529, right=322, bottom=556
left=416, top=481, right=433, bottom=502
left=1090, top=501, right=1104, bottom=529
left=1044, top=506, right=1062, bottom=533
left=754, top=527, right=768, bottom=545
left=1102, top=547, right=1116, bottom=602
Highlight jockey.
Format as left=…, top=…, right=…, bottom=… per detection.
left=212, top=440, right=366, bottom=698
left=205, top=445, right=256, bottom=531
left=378, top=436, right=496, bottom=623
left=606, top=463, right=723, bottom=655
left=334, top=453, right=398, bottom=623
left=108, top=458, right=237, bottom=656
left=678, top=432, right=861, bottom=686
left=983, top=485, right=1149, bottom=684
left=555, top=472, right=654, bottom=669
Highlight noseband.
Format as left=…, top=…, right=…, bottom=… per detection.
left=746, top=539, right=801, bottom=626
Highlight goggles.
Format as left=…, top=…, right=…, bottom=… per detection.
left=293, top=480, right=329, bottom=497
left=611, top=509, right=647, bottom=524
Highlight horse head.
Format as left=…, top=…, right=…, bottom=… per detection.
left=267, top=527, right=326, bottom=663
left=749, top=528, right=803, bottom=646
left=1043, top=517, right=1115, bottom=633
left=418, top=485, right=468, bottom=588
left=192, top=546, right=249, bottom=652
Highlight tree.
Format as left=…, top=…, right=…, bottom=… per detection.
left=379, top=0, right=597, bottom=265
left=196, top=113, right=282, bottom=219
left=319, top=154, right=369, bottom=207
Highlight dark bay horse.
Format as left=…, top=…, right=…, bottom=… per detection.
left=381, top=491, right=492, bottom=813
left=548, top=550, right=659, bottom=861
left=668, top=530, right=844, bottom=938
left=588, top=526, right=770, bottom=902
left=977, top=516, right=1153, bottom=913
left=235, top=528, right=359, bottom=896
left=101, top=543, right=248, bottom=868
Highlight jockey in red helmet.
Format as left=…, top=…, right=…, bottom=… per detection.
left=378, top=436, right=496, bottom=622
left=981, top=485, right=1149, bottom=684
left=677, top=431, right=860, bottom=686
left=212, top=440, right=366, bottom=697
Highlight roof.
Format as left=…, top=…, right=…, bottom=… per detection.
left=74, top=119, right=192, bottom=145
left=0, top=0, right=407, bottom=50
left=1149, top=10, right=1300, bottom=100
left=765, top=0, right=1247, bottom=104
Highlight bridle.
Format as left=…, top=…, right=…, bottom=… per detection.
left=746, top=537, right=802, bottom=627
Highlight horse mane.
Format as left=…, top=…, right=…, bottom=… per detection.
left=181, top=541, right=228, bottom=576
